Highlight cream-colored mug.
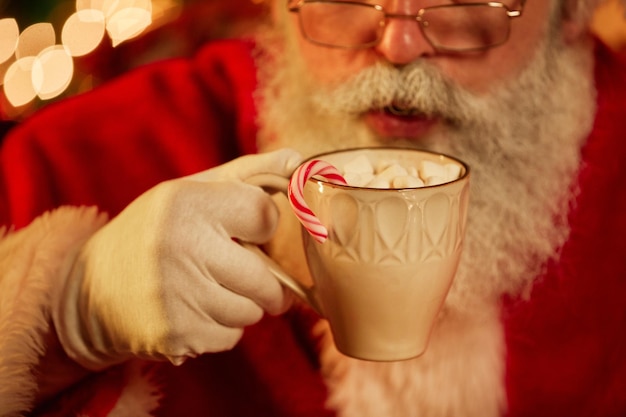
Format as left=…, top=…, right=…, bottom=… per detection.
left=246, top=147, right=470, bottom=361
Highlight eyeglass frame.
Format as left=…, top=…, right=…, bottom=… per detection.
left=287, top=0, right=527, bottom=53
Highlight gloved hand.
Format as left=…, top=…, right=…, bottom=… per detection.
left=52, top=149, right=303, bottom=370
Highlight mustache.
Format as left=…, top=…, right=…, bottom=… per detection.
left=309, top=61, right=479, bottom=125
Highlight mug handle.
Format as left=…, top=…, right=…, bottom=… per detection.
left=242, top=173, right=322, bottom=315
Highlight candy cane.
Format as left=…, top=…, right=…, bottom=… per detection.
left=288, top=159, right=347, bottom=243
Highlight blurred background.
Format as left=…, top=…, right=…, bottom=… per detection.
left=0, top=0, right=269, bottom=121
left=0, top=0, right=624, bottom=122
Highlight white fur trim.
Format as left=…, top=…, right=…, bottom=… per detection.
left=0, top=207, right=107, bottom=415
left=106, top=361, right=162, bottom=417
left=316, top=301, right=506, bottom=417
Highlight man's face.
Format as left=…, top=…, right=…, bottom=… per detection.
left=257, top=0, right=596, bottom=307
left=282, top=0, right=556, bottom=141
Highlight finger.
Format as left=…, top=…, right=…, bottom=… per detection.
left=203, top=238, right=291, bottom=315
left=273, top=285, right=295, bottom=316
left=234, top=148, right=303, bottom=179
left=198, top=281, right=266, bottom=328
left=211, top=181, right=281, bottom=244
left=186, top=148, right=303, bottom=182
left=164, top=320, right=246, bottom=360
left=159, top=180, right=279, bottom=245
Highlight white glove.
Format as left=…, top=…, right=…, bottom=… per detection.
left=53, top=149, right=302, bottom=370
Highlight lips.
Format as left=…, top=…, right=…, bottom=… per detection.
left=364, top=104, right=438, bottom=140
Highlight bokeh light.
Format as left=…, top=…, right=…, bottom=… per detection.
left=1, top=0, right=161, bottom=110
left=106, top=6, right=152, bottom=46
left=15, top=23, right=55, bottom=59
left=0, top=19, right=19, bottom=64
left=32, top=45, right=74, bottom=99
left=3, top=56, right=37, bottom=107
left=102, top=0, right=152, bottom=18
left=62, top=9, right=106, bottom=57
left=76, top=0, right=106, bottom=12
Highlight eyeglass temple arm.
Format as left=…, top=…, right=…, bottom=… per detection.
left=508, top=0, right=526, bottom=17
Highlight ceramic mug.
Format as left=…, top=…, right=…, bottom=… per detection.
left=245, top=147, right=470, bottom=361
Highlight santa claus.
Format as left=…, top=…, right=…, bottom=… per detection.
left=1, top=0, right=625, bottom=416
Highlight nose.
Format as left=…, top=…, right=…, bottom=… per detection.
left=375, top=15, right=435, bottom=65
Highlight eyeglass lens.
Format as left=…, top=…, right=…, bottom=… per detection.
left=296, top=2, right=513, bottom=51
left=422, top=5, right=511, bottom=51
left=299, top=2, right=384, bottom=48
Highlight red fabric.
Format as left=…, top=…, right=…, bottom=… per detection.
left=0, top=39, right=259, bottom=228
left=35, top=367, right=125, bottom=417
left=1, top=38, right=626, bottom=416
left=154, top=307, right=333, bottom=417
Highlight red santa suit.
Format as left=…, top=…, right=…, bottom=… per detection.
left=0, top=38, right=625, bottom=416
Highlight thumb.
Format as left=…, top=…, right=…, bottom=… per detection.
left=186, top=148, right=303, bottom=182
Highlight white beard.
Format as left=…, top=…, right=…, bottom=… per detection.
left=252, top=15, right=596, bottom=417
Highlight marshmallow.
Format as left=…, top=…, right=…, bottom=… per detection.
left=445, top=163, right=462, bottom=181
left=374, top=158, right=397, bottom=173
left=419, top=160, right=448, bottom=181
left=366, top=177, right=393, bottom=189
left=392, top=175, right=425, bottom=188
left=344, top=171, right=375, bottom=187
left=424, top=176, right=448, bottom=186
left=376, top=163, right=409, bottom=182
left=340, top=154, right=462, bottom=189
left=343, top=154, right=374, bottom=175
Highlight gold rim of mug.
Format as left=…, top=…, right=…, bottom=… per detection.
left=301, top=146, right=470, bottom=191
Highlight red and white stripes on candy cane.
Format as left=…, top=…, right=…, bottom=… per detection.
left=288, top=159, right=347, bottom=243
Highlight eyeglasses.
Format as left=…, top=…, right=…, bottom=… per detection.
left=288, top=0, right=526, bottom=53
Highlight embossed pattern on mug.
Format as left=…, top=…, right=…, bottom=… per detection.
left=309, top=181, right=470, bottom=265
